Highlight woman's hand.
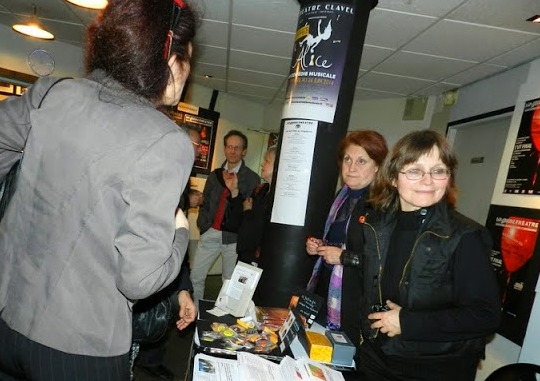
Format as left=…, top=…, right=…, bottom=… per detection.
left=368, top=300, right=402, bottom=337
left=306, top=236, right=323, bottom=255
left=243, top=197, right=253, bottom=211
left=175, top=208, right=189, bottom=230
left=316, top=245, right=343, bottom=265
left=176, top=290, right=197, bottom=331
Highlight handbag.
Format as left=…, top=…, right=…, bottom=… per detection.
left=132, top=290, right=173, bottom=344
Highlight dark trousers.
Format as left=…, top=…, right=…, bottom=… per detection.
left=0, top=317, right=130, bottom=381
left=136, top=341, right=166, bottom=367
left=357, top=340, right=480, bottom=381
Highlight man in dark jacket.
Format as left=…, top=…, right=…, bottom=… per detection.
left=190, top=130, right=260, bottom=303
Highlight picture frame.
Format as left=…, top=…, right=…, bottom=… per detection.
left=166, top=103, right=220, bottom=175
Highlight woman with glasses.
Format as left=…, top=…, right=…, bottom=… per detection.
left=306, top=130, right=388, bottom=342
left=357, top=130, right=501, bottom=381
left=0, top=0, right=198, bottom=379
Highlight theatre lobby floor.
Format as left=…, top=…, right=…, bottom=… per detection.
left=133, top=274, right=223, bottom=381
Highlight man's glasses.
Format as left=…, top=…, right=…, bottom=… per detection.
left=225, top=145, right=244, bottom=152
left=399, top=168, right=451, bottom=181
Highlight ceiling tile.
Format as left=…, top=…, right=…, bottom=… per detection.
left=191, top=62, right=227, bottom=79
left=354, top=87, right=405, bottom=100
left=233, top=0, right=299, bottom=32
left=365, top=8, right=437, bottom=49
left=39, top=18, right=85, bottom=44
left=447, top=0, right=540, bottom=34
left=6, top=0, right=83, bottom=24
left=487, top=37, right=540, bottom=67
left=190, top=75, right=227, bottom=92
left=360, top=45, right=395, bottom=71
left=375, top=51, right=476, bottom=81
left=194, top=44, right=227, bottom=66
left=445, top=63, right=507, bottom=85
left=195, top=19, right=229, bottom=48
left=230, top=24, right=294, bottom=57
left=404, top=19, right=539, bottom=62
left=359, top=71, right=435, bottom=94
left=229, top=50, right=291, bottom=75
left=412, top=82, right=460, bottom=97
left=376, top=0, right=465, bottom=17
left=195, top=0, right=230, bottom=23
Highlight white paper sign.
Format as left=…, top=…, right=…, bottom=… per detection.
left=271, top=120, right=317, bottom=226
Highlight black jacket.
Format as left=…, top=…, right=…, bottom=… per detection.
left=235, top=182, right=272, bottom=265
left=360, top=200, right=501, bottom=359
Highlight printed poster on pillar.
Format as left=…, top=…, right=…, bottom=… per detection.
left=485, top=204, right=540, bottom=345
left=503, top=97, right=540, bottom=194
left=282, top=3, right=354, bottom=124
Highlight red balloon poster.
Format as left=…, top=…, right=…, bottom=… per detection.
left=503, top=97, right=540, bottom=194
left=486, top=204, right=540, bottom=345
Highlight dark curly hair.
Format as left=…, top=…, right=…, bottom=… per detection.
left=84, top=0, right=198, bottom=103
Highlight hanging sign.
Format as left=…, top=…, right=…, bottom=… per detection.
left=282, top=2, right=355, bottom=123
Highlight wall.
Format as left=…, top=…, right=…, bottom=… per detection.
left=0, top=24, right=82, bottom=80
left=449, top=63, right=529, bottom=123
left=449, top=58, right=540, bottom=376
left=349, top=95, right=437, bottom=147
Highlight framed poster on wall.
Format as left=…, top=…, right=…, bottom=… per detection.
left=485, top=204, right=540, bottom=345
left=503, top=97, right=540, bottom=195
left=167, top=103, right=220, bottom=175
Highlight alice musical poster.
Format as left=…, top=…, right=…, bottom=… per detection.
left=485, top=204, right=540, bottom=345
left=282, top=3, right=354, bottom=123
left=503, top=97, right=540, bottom=194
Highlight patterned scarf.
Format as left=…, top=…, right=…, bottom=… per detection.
left=306, top=185, right=352, bottom=330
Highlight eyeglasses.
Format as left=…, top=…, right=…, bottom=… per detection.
left=399, top=168, right=451, bottom=181
left=225, top=145, right=244, bottom=152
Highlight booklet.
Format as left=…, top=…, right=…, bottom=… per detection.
left=213, top=261, right=263, bottom=317
left=192, top=352, right=345, bottom=381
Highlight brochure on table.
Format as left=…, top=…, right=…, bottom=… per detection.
left=213, top=261, right=262, bottom=317
left=192, top=352, right=345, bottom=381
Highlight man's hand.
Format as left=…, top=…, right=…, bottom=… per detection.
left=176, top=290, right=197, bottom=331
left=223, top=171, right=239, bottom=198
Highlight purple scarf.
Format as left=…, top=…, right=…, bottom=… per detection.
left=306, top=185, right=351, bottom=330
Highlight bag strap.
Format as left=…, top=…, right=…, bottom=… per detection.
left=24, top=77, right=72, bottom=148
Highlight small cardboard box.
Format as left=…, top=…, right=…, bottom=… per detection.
left=305, top=331, right=333, bottom=363
left=325, top=330, right=356, bottom=366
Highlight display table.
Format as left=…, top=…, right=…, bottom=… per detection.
left=184, top=299, right=354, bottom=381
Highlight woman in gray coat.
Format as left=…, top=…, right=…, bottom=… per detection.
left=0, top=0, right=198, bottom=380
